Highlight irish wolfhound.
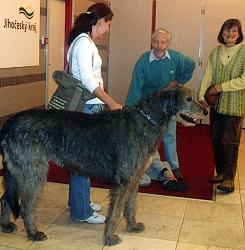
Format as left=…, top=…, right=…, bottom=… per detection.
left=0, top=86, right=207, bottom=245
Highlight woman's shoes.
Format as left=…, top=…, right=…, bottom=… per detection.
left=216, top=179, right=234, bottom=193
left=74, top=212, right=105, bottom=224
left=209, top=174, right=224, bottom=184
left=209, top=174, right=235, bottom=193
left=90, top=202, right=102, bottom=212
left=71, top=203, right=104, bottom=224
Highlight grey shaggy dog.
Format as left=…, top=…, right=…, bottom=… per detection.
left=0, top=86, right=207, bottom=246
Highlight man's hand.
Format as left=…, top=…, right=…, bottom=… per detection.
left=169, top=80, right=178, bottom=88
left=163, top=80, right=178, bottom=91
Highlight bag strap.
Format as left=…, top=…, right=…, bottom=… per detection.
left=69, top=86, right=84, bottom=111
left=68, top=34, right=94, bottom=73
left=67, top=34, right=95, bottom=111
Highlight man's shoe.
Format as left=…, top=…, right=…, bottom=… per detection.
left=91, top=202, right=102, bottom=212
left=74, top=212, right=105, bottom=224
left=216, top=179, right=234, bottom=193
left=163, top=180, right=189, bottom=192
left=172, top=169, right=184, bottom=181
left=209, top=174, right=224, bottom=184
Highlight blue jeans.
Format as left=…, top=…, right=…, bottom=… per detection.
left=69, top=104, right=104, bottom=220
left=163, top=120, right=179, bottom=170
left=146, top=120, right=179, bottom=180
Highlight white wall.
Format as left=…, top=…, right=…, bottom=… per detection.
left=108, top=0, right=152, bottom=104
left=156, top=0, right=201, bottom=92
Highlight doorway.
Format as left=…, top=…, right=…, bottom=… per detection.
left=46, top=0, right=66, bottom=106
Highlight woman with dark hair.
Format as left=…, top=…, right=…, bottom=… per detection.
left=198, top=18, right=245, bottom=193
left=67, top=3, right=122, bottom=223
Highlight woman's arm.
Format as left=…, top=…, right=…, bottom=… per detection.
left=93, top=86, right=122, bottom=110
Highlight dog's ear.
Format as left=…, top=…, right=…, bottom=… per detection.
left=159, top=89, right=179, bottom=115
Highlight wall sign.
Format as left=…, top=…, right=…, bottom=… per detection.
left=0, top=1, right=40, bottom=68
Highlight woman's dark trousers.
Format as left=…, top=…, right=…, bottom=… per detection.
left=210, top=108, right=244, bottom=180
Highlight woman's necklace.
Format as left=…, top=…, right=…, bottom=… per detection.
left=226, top=44, right=235, bottom=59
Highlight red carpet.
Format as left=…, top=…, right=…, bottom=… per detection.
left=46, top=124, right=215, bottom=200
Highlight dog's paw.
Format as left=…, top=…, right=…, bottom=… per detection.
left=28, top=231, right=47, bottom=241
left=127, top=222, right=145, bottom=233
left=104, top=234, right=122, bottom=246
left=1, top=222, right=17, bottom=233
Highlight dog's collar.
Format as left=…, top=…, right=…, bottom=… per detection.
left=137, top=108, right=157, bottom=127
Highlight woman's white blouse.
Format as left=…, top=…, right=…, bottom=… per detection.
left=67, top=33, right=104, bottom=104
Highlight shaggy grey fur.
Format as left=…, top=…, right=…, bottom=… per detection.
left=0, top=86, right=207, bottom=245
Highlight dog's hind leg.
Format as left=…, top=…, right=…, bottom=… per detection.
left=20, top=163, right=49, bottom=241
left=124, top=181, right=145, bottom=233
left=20, top=188, right=47, bottom=240
left=0, top=160, right=19, bottom=234
left=0, top=194, right=18, bottom=233
left=104, top=184, right=127, bottom=246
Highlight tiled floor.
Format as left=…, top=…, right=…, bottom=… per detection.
left=0, top=133, right=245, bottom=249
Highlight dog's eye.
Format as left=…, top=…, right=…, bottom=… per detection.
left=186, top=97, right=192, bottom=102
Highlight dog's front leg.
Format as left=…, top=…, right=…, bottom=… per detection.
left=124, top=181, right=145, bottom=233
left=104, top=184, right=126, bottom=246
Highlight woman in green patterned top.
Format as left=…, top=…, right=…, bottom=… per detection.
left=198, top=19, right=245, bottom=193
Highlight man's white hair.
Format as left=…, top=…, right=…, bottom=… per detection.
left=151, top=28, right=172, bottom=41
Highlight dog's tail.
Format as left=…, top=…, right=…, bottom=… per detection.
left=2, top=164, right=20, bottom=219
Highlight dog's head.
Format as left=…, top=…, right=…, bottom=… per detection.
left=158, top=86, right=208, bottom=126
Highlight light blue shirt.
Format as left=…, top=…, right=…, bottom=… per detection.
left=149, top=49, right=170, bottom=62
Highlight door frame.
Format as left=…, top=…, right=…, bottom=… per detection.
left=64, top=0, right=73, bottom=67
left=45, top=0, right=73, bottom=107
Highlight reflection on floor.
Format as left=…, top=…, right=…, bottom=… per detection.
left=0, top=132, right=245, bottom=250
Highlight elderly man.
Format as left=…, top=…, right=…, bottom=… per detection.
left=125, top=28, right=195, bottom=185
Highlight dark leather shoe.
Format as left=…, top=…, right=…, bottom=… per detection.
left=172, top=169, right=184, bottom=181
left=209, top=174, right=224, bottom=184
left=217, top=179, right=234, bottom=193
left=163, top=180, right=189, bottom=192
